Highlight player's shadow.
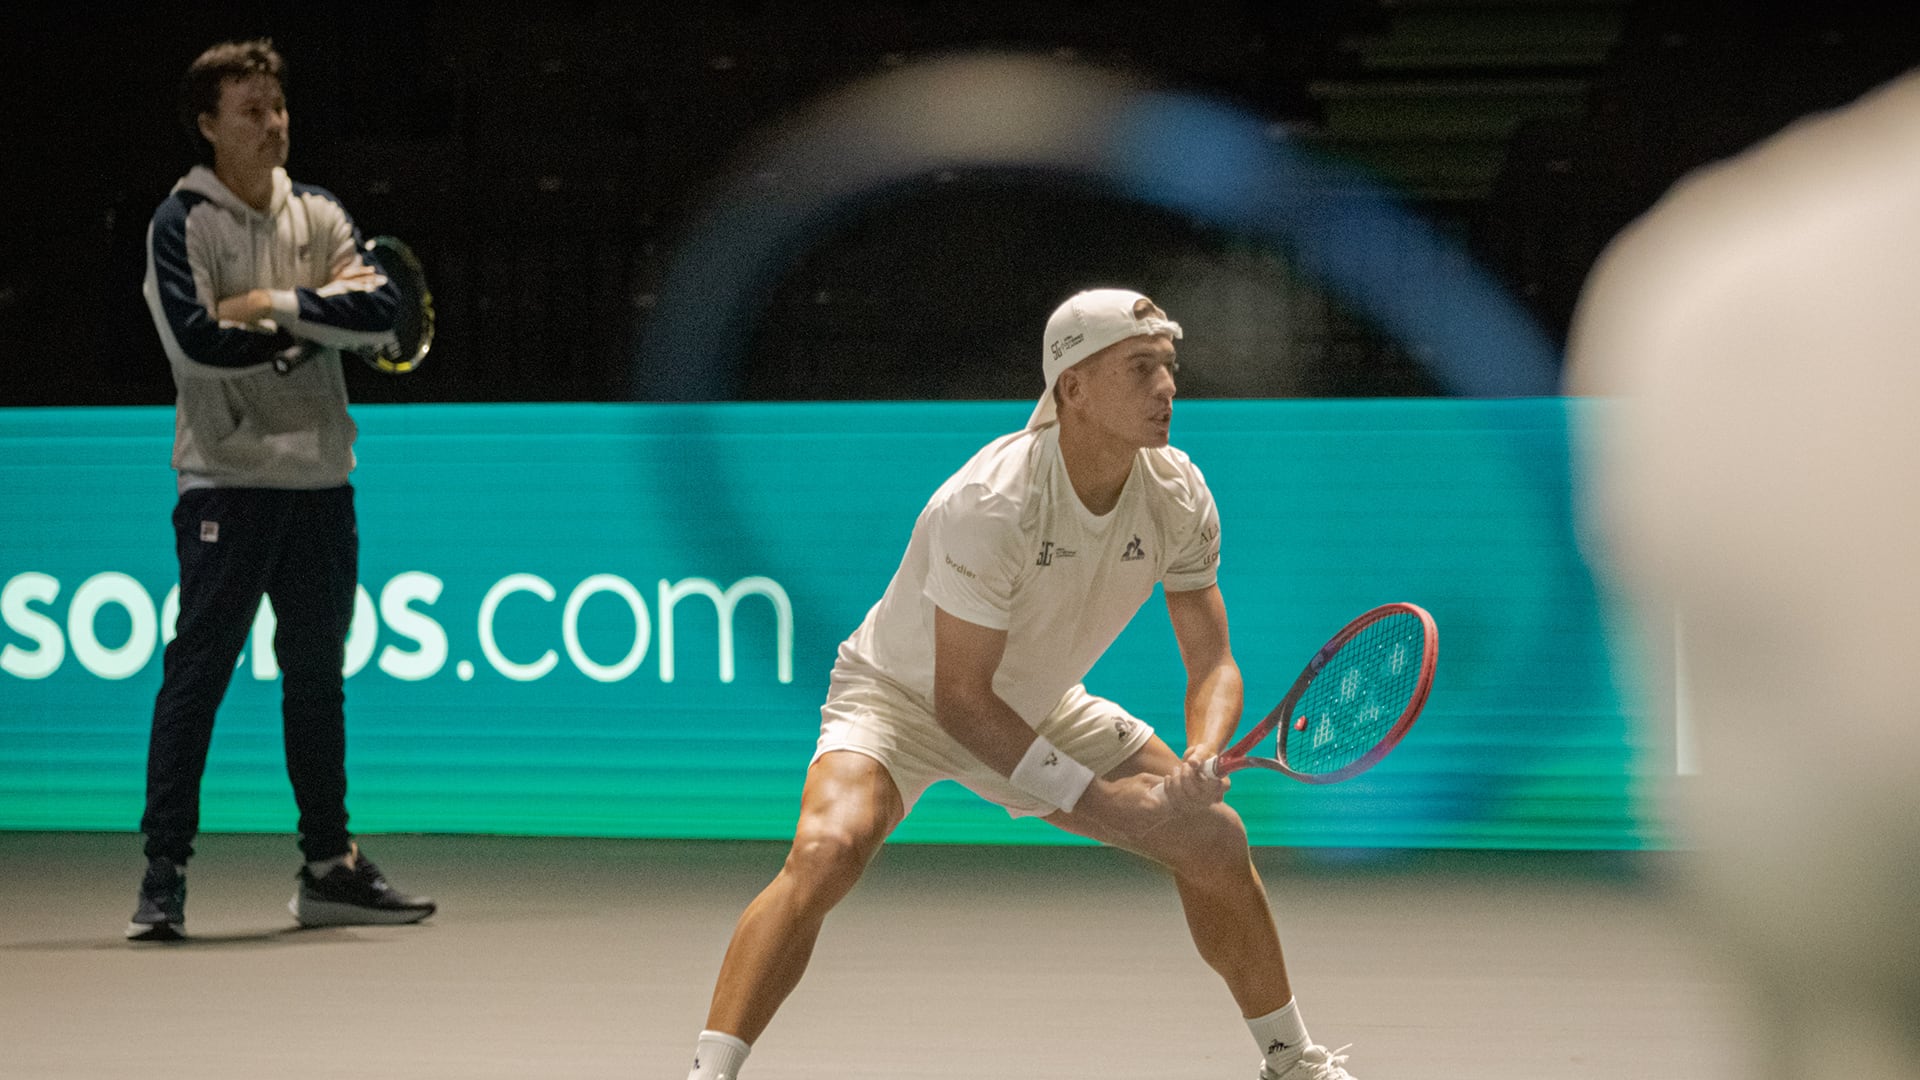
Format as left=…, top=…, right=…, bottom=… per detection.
left=1, top=925, right=400, bottom=952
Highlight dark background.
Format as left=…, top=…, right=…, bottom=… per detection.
left=2, top=1, right=1914, bottom=407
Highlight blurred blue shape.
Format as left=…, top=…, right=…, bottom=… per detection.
left=635, top=54, right=1559, bottom=400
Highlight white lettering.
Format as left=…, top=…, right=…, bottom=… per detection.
left=161, top=584, right=179, bottom=645
left=562, top=574, right=650, bottom=683
left=1, top=572, right=65, bottom=679
left=249, top=597, right=278, bottom=680
left=479, top=573, right=557, bottom=681
left=657, top=576, right=793, bottom=684
left=345, top=586, right=377, bottom=677
left=67, top=572, right=156, bottom=680
left=5, top=569, right=798, bottom=687
left=378, top=572, right=447, bottom=681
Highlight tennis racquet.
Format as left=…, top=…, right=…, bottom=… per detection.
left=1203, top=602, right=1438, bottom=785
left=350, top=235, right=435, bottom=374
left=272, top=235, right=435, bottom=375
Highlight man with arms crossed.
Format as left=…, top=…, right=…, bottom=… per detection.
left=128, top=39, right=434, bottom=940
left=683, top=289, right=1357, bottom=1079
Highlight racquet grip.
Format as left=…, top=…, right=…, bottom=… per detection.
left=1149, top=755, right=1221, bottom=801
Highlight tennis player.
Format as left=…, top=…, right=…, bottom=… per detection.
left=682, top=290, right=1358, bottom=1079
left=127, top=38, right=433, bottom=940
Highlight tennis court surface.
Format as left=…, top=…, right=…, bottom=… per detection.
left=0, top=832, right=1751, bottom=1079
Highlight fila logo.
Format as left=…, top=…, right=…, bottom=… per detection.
left=1121, top=535, right=1146, bottom=561
left=200, top=521, right=220, bottom=543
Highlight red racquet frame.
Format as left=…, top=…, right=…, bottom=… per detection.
left=1205, top=602, right=1438, bottom=785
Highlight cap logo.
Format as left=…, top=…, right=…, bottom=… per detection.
left=1049, top=331, right=1084, bottom=359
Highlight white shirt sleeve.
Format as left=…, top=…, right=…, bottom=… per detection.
left=922, top=483, right=1022, bottom=630
left=1162, top=466, right=1222, bottom=593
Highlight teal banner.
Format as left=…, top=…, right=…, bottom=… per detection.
left=0, top=401, right=1654, bottom=848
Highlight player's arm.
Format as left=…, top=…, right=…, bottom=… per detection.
left=144, top=201, right=296, bottom=370
left=930, top=607, right=1048, bottom=777
left=1166, top=583, right=1242, bottom=760
left=932, top=607, right=1170, bottom=831
left=223, top=190, right=399, bottom=349
left=925, top=485, right=1171, bottom=829
left=1161, top=583, right=1241, bottom=811
left=210, top=260, right=376, bottom=320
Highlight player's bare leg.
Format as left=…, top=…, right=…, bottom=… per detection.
left=704, top=750, right=904, bottom=1042
left=1050, top=738, right=1290, bottom=1013
left=1052, top=739, right=1355, bottom=1078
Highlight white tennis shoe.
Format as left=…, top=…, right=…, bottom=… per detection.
left=1259, top=1042, right=1357, bottom=1080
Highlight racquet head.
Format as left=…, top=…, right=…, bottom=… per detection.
left=1219, top=602, right=1437, bottom=784
left=356, top=235, right=435, bottom=374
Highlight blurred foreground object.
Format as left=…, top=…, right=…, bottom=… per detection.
left=635, top=52, right=1557, bottom=401
left=1567, top=69, right=1920, bottom=1080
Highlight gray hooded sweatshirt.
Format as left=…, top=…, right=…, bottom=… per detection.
left=142, top=165, right=399, bottom=492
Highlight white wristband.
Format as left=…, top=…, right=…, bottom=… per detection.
left=1009, top=736, right=1096, bottom=813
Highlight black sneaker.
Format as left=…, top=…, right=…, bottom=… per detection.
left=126, top=858, right=186, bottom=941
left=289, top=849, right=436, bottom=927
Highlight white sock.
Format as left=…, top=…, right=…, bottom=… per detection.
left=1247, top=998, right=1312, bottom=1072
left=686, top=1029, right=750, bottom=1080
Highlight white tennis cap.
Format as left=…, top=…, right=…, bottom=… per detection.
left=1028, top=288, right=1182, bottom=429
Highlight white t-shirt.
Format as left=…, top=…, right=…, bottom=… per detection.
left=834, top=423, right=1222, bottom=724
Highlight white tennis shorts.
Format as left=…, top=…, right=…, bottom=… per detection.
left=814, top=670, right=1157, bottom=817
